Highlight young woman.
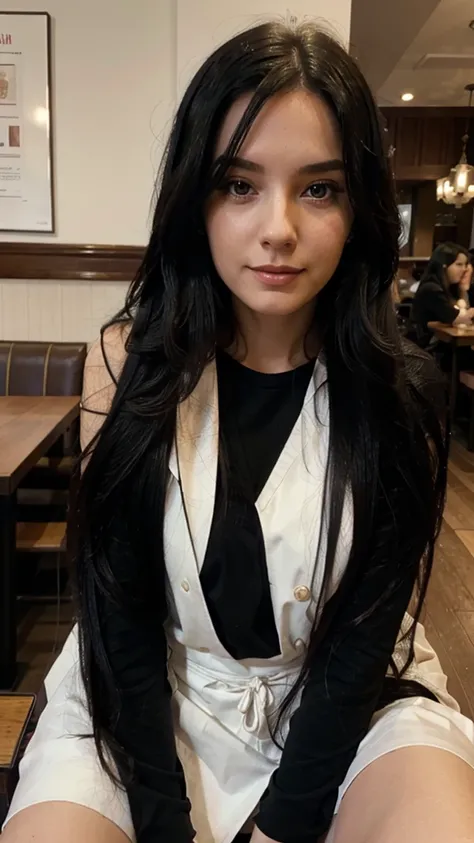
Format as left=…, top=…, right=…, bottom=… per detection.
left=409, top=243, right=474, bottom=347
left=4, top=21, right=474, bottom=843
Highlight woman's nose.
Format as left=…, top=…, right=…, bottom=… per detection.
left=259, top=194, right=297, bottom=251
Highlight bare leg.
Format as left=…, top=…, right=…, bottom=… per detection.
left=2, top=802, right=131, bottom=843
left=332, top=747, right=474, bottom=843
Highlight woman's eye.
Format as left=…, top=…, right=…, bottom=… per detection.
left=304, top=182, right=333, bottom=201
left=227, top=179, right=253, bottom=197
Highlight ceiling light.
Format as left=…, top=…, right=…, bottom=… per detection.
left=437, top=83, right=474, bottom=208
left=401, top=92, right=414, bottom=102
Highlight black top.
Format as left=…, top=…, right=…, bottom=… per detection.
left=409, top=278, right=458, bottom=347
left=202, top=349, right=315, bottom=660
left=102, top=351, right=435, bottom=843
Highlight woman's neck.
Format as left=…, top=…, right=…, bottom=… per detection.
left=230, top=298, right=318, bottom=373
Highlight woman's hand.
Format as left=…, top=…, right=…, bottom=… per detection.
left=453, top=307, right=474, bottom=326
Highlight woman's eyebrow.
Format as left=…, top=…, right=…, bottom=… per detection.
left=215, top=155, right=344, bottom=175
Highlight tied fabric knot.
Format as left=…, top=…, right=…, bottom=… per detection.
left=237, top=676, right=274, bottom=735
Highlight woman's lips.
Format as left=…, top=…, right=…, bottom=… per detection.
left=250, top=266, right=304, bottom=287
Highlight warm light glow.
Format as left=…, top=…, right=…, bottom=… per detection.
left=455, top=168, right=468, bottom=190
left=469, top=185, right=474, bottom=194
left=401, top=92, right=414, bottom=102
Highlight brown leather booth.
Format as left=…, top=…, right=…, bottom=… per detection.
left=0, top=341, right=86, bottom=400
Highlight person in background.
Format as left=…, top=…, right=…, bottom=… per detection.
left=451, top=255, right=474, bottom=312
left=4, top=21, right=474, bottom=843
left=408, top=243, right=474, bottom=348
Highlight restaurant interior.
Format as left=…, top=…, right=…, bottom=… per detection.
left=2, top=0, right=474, bottom=831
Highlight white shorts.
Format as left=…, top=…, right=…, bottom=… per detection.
left=4, top=636, right=474, bottom=843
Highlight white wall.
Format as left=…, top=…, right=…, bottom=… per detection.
left=0, top=279, right=127, bottom=343
left=0, top=0, right=175, bottom=246
left=176, top=1, right=351, bottom=95
left=0, top=0, right=351, bottom=343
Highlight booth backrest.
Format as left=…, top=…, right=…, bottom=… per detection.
left=0, top=342, right=86, bottom=397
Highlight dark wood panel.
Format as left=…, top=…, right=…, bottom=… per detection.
left=420, top=117, right=450, bottom=166
left=383, top=107, right=474, bottom=118
left=382, top=107, right=474, bottom=182
left=0, top=243, right=144, bottom=282
left=394, top=116, right=423, bottom=168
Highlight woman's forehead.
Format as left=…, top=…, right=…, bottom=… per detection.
left=214, top=89, right=343, bottom=168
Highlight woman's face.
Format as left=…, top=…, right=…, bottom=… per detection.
left=206, top=89, right=353, bottom=320
left=446, top=253, right=468, bottom=285
left=460, top=262, right=473, bottom=291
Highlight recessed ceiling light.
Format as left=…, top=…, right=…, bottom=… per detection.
left=401, top=92, right=414, bottom=102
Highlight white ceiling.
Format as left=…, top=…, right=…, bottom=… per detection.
left=350, top=0, right=474, bottom=106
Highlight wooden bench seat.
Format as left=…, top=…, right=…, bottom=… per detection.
left=16, top=521, right=67, bottom=553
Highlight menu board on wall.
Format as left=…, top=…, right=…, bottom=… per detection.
left=0, top=12, right=53, bottom=232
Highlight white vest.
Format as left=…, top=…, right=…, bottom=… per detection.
left=163, top=358, right=352, bottom=842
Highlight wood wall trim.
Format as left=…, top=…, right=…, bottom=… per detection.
left=381, top=107, right=473, bottom=119
left=0, top=243, right=145, bottom=281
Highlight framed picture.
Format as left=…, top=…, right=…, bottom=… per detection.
left=0, top=12, right=53, bottom=232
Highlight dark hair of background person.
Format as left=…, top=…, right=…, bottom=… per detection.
left=421, top=242, right=469, bottom=302
left=450, top=247, right=473, bottom=303
left=72, top=21, right=448, bottom=784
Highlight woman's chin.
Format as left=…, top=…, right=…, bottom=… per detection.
left=237, top=290, right=315, bottom=319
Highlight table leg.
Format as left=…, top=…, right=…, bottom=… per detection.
left=0, top=493, right=17, bottom=689
left=449, top=344, right=458, bottom=421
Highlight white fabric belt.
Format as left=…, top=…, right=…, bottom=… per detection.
left=233, top=676, right=275, bottom=735
left=169, top=643, right=304, bottom=738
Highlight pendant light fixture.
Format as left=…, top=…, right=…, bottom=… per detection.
left=437, top=83, right=474, bottom=208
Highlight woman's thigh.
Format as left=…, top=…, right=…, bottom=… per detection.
left=2, top=802, right=131, bottom=843
left=331, top=746, right=474, bottom=843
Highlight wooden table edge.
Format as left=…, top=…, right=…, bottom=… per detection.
left=428, top=323, right=474, bottom=347
left=0, top=692, right=36, bottom=772
left=0, top=397, right=80, bottom=497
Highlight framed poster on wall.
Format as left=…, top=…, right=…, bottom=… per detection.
left=0, top=12, right=53, bottom=232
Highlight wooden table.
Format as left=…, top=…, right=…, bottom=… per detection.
left=428, top=323, right=474, bottom=416
left=0, top=693, right=35, bottom=823
left=0, top=396, right=80, bottom=688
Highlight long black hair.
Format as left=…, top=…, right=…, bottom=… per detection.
left=74, top=21, right=447, bottom=782
left=421, top=241, right=468, bottom=300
